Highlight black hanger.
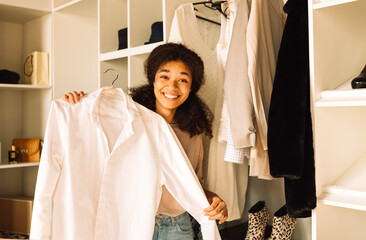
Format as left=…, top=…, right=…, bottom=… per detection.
left=104, top=68, right=119, bottom=86
left=195, top=15, right=221, bottom=26
left=193, top=1, right=228, bottom=19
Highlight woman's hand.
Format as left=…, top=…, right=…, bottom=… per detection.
left=203, top=190, right=228, bottom=224
left=60, top=91, right=85, bottom=104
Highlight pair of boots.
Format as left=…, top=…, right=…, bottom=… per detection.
left=351, top=64, right=366, bottom=89
left=244, top=201, right=296, bottom=240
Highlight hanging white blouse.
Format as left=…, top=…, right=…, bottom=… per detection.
left=30, top=87, right=221, bottom=240
left=168, top=3, right=220, bottom=113
left=169, top=1, right=250, bottom=222
left=168, top=3, right=222, bottom=189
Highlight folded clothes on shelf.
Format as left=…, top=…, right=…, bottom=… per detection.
left=0, top=69, right=20, bottom=84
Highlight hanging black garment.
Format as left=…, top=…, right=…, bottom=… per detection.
left=267, top=0, right=316, bottom=218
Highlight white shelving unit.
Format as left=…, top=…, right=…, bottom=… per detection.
left=0, top=0, right=52, bottom=200
left=308, top=0, right=366, bottom=238
left=315, top=78, right=366, bottom=107
left=0, top=84, right=51, bottom=90
left=320, top=153, right=366, bottom=211
left=0, top=0, right=97, bottom=204
left=98, top=0, right=194, bottom=91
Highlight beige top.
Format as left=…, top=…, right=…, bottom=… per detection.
left=156, top=124, right=204, bottom=217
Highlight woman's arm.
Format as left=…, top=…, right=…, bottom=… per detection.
left=203, top=188, right=228, bottom=224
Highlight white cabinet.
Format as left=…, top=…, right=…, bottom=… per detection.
left=308, top=0, right=366, bottom=238
left=0, top=0, right=97, bottom=199
left=0, top=0, right=52, bottom=198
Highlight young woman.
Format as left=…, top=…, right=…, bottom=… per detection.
left=62, top=43, right=228, bottom=239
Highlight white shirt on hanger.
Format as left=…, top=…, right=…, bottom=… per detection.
left=30, top=87, right=221, bottom=240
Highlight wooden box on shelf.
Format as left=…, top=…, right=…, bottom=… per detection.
left=0, top=196, right=33, bottom=234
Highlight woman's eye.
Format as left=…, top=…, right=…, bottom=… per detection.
left=179, top=79, right=188, bottom=83
left=160, top=75, right=168, bottom=79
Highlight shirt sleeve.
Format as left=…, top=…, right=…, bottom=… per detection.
left=158, top=121, right=221, bottom=240
left=195, top=135, right=204, bottom=185
left=30, top=102, right=64, bottom=240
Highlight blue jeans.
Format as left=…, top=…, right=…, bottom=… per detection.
left=152, top=212, right=194, bottom=240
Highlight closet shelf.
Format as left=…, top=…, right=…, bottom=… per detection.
left=0, top=161, right=39, bottom=169
left=0, top=3, right=50, bottom=24
left=100, top=49, right=129, bottom=61
left=316, top=97, right=366, bottom=107
left=129, top=42, right=163, bottom=56
left=315, top=77, right=366, bottom=107
left=319, top=153, right=366, bottom=211
left=312, top=0, right=358, bottom=10
left=0, top=84, right=51, bottom=91
left=320, top=190, right=366, bottom=211
left=53, top=0, right=82, bottom=12
left=100, top=42, right=163, bottom=62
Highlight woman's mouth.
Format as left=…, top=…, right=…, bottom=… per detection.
left=163, top=93, right=179, bottom=99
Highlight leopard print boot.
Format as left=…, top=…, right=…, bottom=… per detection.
left=268, top=205, right=296, bottom=240
left=244, top=201, right=270, bottom=240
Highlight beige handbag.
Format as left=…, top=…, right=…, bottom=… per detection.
left=24, top=51, right=49, bottom=86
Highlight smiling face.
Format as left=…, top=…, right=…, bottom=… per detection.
left=153, top=60, right=192, bottom=123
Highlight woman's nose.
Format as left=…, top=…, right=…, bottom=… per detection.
left=166, top=79, right=178, bottom=88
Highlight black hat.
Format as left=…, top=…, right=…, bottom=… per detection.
left=118, top=28, right=128, bottom=50
left=144, top=21, right=163, bottom=45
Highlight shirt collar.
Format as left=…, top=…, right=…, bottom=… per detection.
left=86, top=86, right=140, bottom=125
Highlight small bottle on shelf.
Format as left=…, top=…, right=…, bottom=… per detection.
left=8, top=145, right=18, bottom=164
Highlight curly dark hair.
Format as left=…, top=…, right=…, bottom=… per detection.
left=130, top=43, right=213, bottom=137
